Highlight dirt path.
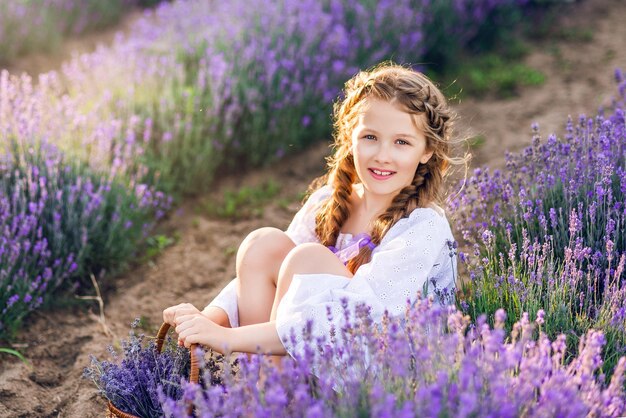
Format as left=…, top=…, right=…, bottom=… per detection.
left=1, top=0, right=626, bottom=416
left=458, top=0, right=626, bottom=170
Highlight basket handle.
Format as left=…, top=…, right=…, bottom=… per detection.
left=156, top=322, right=200, bottom=384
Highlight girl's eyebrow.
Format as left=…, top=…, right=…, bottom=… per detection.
left=360, top=127, right=417, bottom=139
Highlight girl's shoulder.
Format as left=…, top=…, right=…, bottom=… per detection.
left=425, top=202, right=445, bottom=218
left=382, top=203, right=452, bottom=245
left=304, top=183, right=333, bottom=206
left=406, top=203, right=450, bottom=227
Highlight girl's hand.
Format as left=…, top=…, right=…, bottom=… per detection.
left=175, top=313, right=230, bottom=353
left=163, top=303, right=201, bottom=326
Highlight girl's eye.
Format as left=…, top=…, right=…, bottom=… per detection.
left=364, top=134, right=376, bottom=141
left=396, top=139, right=410, bottom=145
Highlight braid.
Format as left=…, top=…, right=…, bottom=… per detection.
left=315, top=153, right=356, bottom=246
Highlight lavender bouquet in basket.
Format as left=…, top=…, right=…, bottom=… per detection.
left=84, top=320, right=222, bottom=417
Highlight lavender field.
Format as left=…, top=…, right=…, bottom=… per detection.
left=1, top=0, right=626, bottom=416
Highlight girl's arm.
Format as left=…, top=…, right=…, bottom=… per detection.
left=201, top=306, right=231, bottom=327
left=175, top=313, right=286, bottom=355
left=229, top=321, right=286, bottom=355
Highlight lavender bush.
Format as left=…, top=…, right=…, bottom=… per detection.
left=448, top=70, right=626, bottom=375
left=55, top=0, right=532, bottom=194
left=0, top=67, right=173, bottom=340
left=161, top=299, right=625, bottom=417
left=1, top=0, right=538, bottom=194
left=0, top=135, right=170, bottom=340
left=62, top=0, right=426, bottom=193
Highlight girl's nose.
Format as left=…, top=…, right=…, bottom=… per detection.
left=374, top=142, right=393, bottom=164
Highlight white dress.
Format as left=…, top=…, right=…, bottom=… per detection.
left=206, top=184, right=457, bottom=360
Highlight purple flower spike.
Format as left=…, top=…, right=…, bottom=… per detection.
left=160, top=303, right=625, bottom=416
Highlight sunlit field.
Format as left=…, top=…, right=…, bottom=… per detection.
left=1, top=0, right=625, bottom=416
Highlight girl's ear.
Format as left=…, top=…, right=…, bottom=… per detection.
left=420, top=150, right=434, bottom=165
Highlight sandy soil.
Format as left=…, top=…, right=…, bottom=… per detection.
left=1, top=0, right=626, bottom=416
left=457, top=0, right=626, bottom=170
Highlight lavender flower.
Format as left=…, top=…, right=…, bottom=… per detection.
left=85, top=321, right=224, bottom=418
left=0, top=138, right=169, bottom=340
left=449, top=68, right=626, bottom=378
left=162, top=301, right=625, bottom=417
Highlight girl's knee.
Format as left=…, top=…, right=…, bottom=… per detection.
left=288, top=242, right=328, bottom=257
left=282, top=243, right=332, bottom=269
left=242, top=227, right=283, bottom=244
left=280, top=243, right=352, bottom=278
left=237, top=227, right=295, bottom=268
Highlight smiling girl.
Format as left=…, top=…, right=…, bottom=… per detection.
left=163, top=63, right=469, bottom=361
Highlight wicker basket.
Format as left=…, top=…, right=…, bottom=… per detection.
left=107, top=322, right=199, bottom=418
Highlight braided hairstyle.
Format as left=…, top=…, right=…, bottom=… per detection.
left=312, top=63, right=467, bottom=274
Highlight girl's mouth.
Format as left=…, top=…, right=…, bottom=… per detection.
left=368, top=168, right=396, bottom=180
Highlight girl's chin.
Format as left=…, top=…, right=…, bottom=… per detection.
left=361, top=182, right=403, bottom=197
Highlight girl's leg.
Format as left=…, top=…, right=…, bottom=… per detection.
left=235, top=227, right=296, bottom=327
left=270, top=243, right=353, bottom=320
left=266, top=243, right=352, bottom=369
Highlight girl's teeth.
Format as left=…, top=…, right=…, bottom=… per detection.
left=373, top=170, right=392, bottom=176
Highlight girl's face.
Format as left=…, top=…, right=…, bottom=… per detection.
left=351, top=98, right=433, bottom=202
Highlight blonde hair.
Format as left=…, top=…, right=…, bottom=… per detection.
left=311, top=62, right=469, bottom=274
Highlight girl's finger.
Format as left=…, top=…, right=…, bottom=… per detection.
left=175, top=310, right=194, bottom=322
left=175, top=319, right=193, bottom=334
left=179, top=329, right=193, bottom=341
left=184, top=334, right=198, bottom=348
left=163, top=308, right=174, bottom=323
left=175, top=314, right=196, bottom=325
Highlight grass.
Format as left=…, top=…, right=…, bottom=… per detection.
left=223, top=246, right=238, bottom=258
left=604, top=49, right=616, bottom=64
left=548, top=44, right=574, bottom=75
left=0, top=347, right=30, bottom=367
left=144, top=234, right=177, bottom=260
left=523, top=0, right=594, bottom=44
left=554, top=27, right=594, bottom=43
left=202, top=180, right=281, bottom=220
left=445, top=53, right=545, bottom=99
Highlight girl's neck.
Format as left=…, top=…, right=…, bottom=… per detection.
left=341, top=184, right=390, bottom=235
left=352, top=183, right=392, bottom=218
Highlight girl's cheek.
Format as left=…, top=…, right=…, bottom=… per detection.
left=356, top=141, right=376, bottom=157
left=396, top=149, right=421, bottom=164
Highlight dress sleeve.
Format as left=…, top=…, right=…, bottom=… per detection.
left=205, top=278, right=239, bottom=328
left=284, top=184, right=333, bottom=245
left=275, top=208, right=457, bottom=361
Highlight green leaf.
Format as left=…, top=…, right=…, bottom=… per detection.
left=0, top=347, right=30, bottom=366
